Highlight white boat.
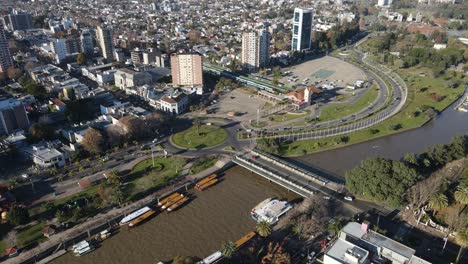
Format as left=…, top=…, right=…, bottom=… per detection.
left=72, top=240, right=89, bottom=253
left=251, top=198, right=293, bottom=225
left=198, top=251, right=223, bottom=264
left=74, top=245, right=94, bottom=256
left=119, top=206, right=151, bottom=225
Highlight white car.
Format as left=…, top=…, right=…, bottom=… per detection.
left=344, top=196, right=354, bottom=201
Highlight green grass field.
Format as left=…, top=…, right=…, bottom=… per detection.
left=319, top=85, right=379, bottom=122
left=172, top=125, right=228, bottom=149
left=270, top=110, right=310, bottom=123
left=17, top=222, right=46, bottom=247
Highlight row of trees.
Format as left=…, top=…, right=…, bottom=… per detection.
left=313, top=21, right=360, bottom=51
left=347, top=135, right=468, bottom=207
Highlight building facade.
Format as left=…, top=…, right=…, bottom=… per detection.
left=114, top=68, right=152, bottom=89
left=241, top=32, right=259, bottom=72
left=171, top=53, right=203, bottom=94
left=0, top=21, right=13, bottom=73
left=7, top=11, right=33, bottom=31
left=80, top=30, right=94, bottom=55
left=292, top=8, right=314, bottom=51
left=97, top=26, right=114, bottom=61
left=50, top=38, right=67, bottom=63
left=0, top=97, right=30, bottom=135
left=259, top=25, right=270, bottom=68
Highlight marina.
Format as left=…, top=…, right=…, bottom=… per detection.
left=52, top=166, right=297, bottom=264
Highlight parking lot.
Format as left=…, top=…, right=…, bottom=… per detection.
left=282, top=56, right=366, bottom=87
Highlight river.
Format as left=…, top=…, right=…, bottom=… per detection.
left=293, top=104, right=468, bottom=178
left=52, top=166, right=298, bottom=264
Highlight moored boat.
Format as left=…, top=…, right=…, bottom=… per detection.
left=157, top=193, right=181, bottom=207
left=161, top=194, right=185, bottom=209
left=72, top=240, right=89, bottom=253
left=197, top=178, right=218, bottom=191
left=74, top=245, right=94, bottom=256
left=167, top=196, right=189, bottom=212
left=119, top=206, right=151, bottom=225
left=251, top=198, right=292, bottom=225
left=195, top=174, right=217, bottom=188
left=128, top=209, right=156, bottom=227
left=234, top=231, right=256, bottom=248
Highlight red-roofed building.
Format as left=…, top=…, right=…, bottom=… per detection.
left=285, top=86, right=322, bottom=108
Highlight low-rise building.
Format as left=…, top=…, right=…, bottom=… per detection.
left=114, top=68, right=153, bottom=89
left=22, top=140, right=73, bottom=168
left=154, top=90, right=188, bottom=115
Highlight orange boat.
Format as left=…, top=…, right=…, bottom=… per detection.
left=195, top=174, right=217, bottom=188
left=161, top=194, right=185, bottom=210
left=157, top=193, right=181, bottom=207
left=167, top=197, right=189, bottom=212
left=128, top=210, right=156, bottom=227
left=197, top=179, right=219, bottom=191
left=234, top=231, right=256, bottom=248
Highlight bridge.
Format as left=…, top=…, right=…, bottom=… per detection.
left=233, top=149, right=345, bottom=198
left=203, top=64, right=289, bottom=94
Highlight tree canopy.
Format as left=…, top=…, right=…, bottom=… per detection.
left=346, top=158, right=420, bottom=206
left=7, top=206, right=30, bottom=226
left=82, top=128, right=106, bottom=154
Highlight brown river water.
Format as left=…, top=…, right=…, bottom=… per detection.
left=52, top=166, right=297, bottom=264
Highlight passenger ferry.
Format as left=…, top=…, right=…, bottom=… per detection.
left=195, top=174, right=217, bottom=189
left=72, top=240, right=94, bottom=256
left=157, top=193, right=181, bottom=207
left=128, top=209, right=156, bottom=227
left=161, top=194, right=185, bottom=210
left=234, top=231, right=256, bottom=248
left=167, top=196, right=189, bottom=212
left=197, top=178, right=218, bottom=191
left=198, top=251, right=223, bottom=264
left=119, top=206, right=152, bottom=225
left=251, top=198, right=293, bottom=225
left=74, top=245, right=94, bottom=256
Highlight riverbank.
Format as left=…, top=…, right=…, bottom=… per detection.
left=277, top=75, right=465, bottom=157
left=2, top=156, right=233, bottom=264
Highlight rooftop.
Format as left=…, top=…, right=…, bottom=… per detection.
left=326, top=238, right=369, bottom=264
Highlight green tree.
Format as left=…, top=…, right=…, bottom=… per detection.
left=256, top=220, right=272, bottom=237
left=55, top=210, right=68, bottom=223
left=49, top=167, right=58, bottom=176
left=76, top=53, right=86, bottom=65
left=328, top=219, right=345, bottom=236
left=429, top=193, right=448, bottom=213
left=29, top=123, right=55, bottom=141
left=24, top=82, right=47, bottom=98
left=346, top=158, right=420, bottom=206
left=193, top=119, right=202, bottom=136
left=454, top=185, right=468, bottom=205
left=112, top=187, right=125, bottom=206
left=106, top=170, right=122, bottom=187
left=220, top=241, right=237, bottom=258
left=7, top=206, right=30, bottom=226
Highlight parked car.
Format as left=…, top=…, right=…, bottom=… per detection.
left=344, top=196, right=354, bottom=201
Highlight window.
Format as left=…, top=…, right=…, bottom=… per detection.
left=294, top=12, right=300, bottom=22
left=293, top=25, right=299, bottom=35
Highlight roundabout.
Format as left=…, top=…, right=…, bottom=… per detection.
left=171, top=124, right=228, bottom=150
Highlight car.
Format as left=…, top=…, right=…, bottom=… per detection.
left=344, top=196, right=354, bottom=201
left=323, top=196, right=331, bottom=200
left=152, top=138, right=158, bottom=143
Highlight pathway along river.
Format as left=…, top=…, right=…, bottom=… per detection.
left=53, top=166, right=298, bottom=264
left=293, top=101, right=468, bottom=178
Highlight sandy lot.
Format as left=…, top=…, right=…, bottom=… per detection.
left=208, top=88, right=265, bottom=123
left=282, top=56, right=366, bottom=87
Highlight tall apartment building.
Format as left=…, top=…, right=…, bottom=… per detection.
left=0, top=96, right=30, bottom=135
left=51, top=38, right=67, bottom=63
left=292, top=8, right=314, bottom=51
left=0, top=21, right=13, bottom=73
left=6, top=10, right=33, bottom=31
left=97, top=26, right=114, bottom=61
left=171, top=54, right=203, bottom=95
left=80, top=30, right=94, bottom=55
left=259, top=24, right=270, bottom=68
left=241, top=25, right=270, bottom=73
left=242, top=32, right=259, bottom=73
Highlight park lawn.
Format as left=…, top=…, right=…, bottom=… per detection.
left=250, top=120, right=268, bottom=128
left=126, top=157, right=187, bottom=199
left=17, top=222, right=46, bottom=248
left=172, top=125, right=227, bottom=149
left=0, top=240, right=6, bottom=255
left=279, top=67, right=465, bottom=156
left=190, top=157, right=219, bottom=175
left=319, top=85, right=379, bottom=122
left=270, top=110, right=310, bottom=123
left=54, top=185, right=100, bottom=207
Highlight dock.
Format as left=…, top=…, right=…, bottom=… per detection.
left=36, top=249, right=67, bottom=264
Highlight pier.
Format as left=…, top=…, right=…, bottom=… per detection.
left=233, top=149, right=344, bottom=197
